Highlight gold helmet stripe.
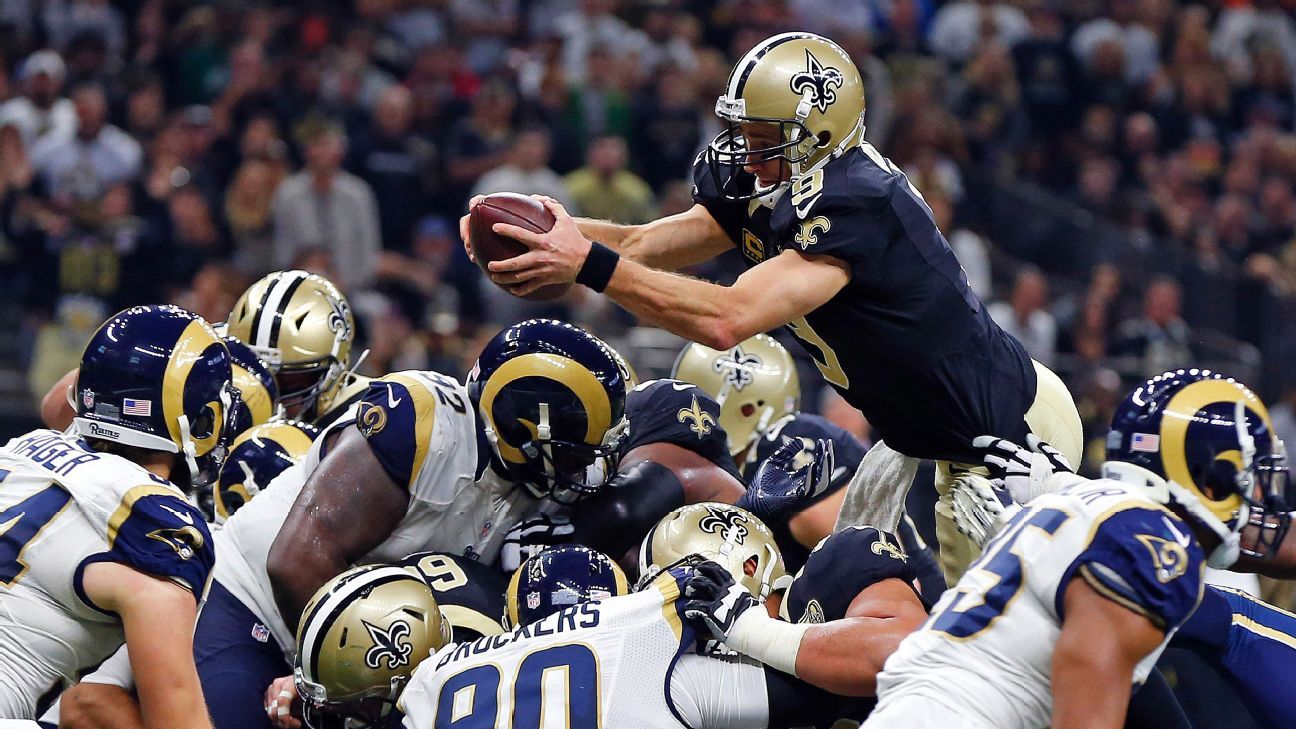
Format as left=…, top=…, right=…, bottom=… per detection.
left=505, top=566, right=525, bottom=628
left=251, top=270, right=310, bottom=350
left=477, top=353, right=613, bottom=465
left=162, top=320, right=226, bottom=457
left=1159, top=379, right=1274, bottom=522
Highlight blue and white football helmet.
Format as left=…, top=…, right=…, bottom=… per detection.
left=74, top=306, right=239, bottom=488
left=1107, top=369, right=1290, bottom=566
left=505, top=545, right=629, bottom=628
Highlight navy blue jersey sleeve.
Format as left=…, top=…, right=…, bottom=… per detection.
left=622, top=380, right=742, bottom=481
left=783, top=526, right=919, bottom=624
left=354, top=375, right=439, bottom=490
left=691, top=153, right=751, bottom=244
left=399, top=551, right=507, bottom=641
left=94, top=490, right=214, bottom=603
left=1063, top=507, right=1204, bottom=631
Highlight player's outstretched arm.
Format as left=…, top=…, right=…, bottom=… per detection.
left=574, top=204, right=734, bottom=270
left=80, top=562, right=213, bottom=729
left=267, top=428, right=408, bottom=631
left=57, top=684, right=144, bottom=729
left=40, top=367, right=78, bottom=430
left=1052, top=576, right=1166, bottom=729
left=789, top=578, right=928, bottom=696
left=487, top=199, right=849, bottom=349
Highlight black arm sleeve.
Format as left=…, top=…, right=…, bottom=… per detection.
left=568, top=460, right=686, bottom=559
left=1124, top=667, right=1192, bottom=729
left=764, top=668, right=870, bottom=729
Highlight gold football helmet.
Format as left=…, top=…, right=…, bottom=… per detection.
left=226, top=270, right=356, bottom=421
left=705, top=32, right=866, bottom=199
left=295, top=565, right=450, bottom=728
left=672, top=334, right=800, bottom=460
left=638, top=503, right=789, bottom=600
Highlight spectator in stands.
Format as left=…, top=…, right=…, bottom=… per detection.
left=927, top=192, right=991, bottom=301
left=928, top=0, right=1028, bottom=64
left=565, top=135, right=654, bottom=224
left=224, top=158, right=283, bottom=276
left=30, top=82, right=142, bottom=207
left=988, top=266, right=1057, bottom=367
left=1075, top=366, right=1123, bottom=476
left=1111, top=276, right=1194, bottom=377
left=348, top=85, right=439, bottom=252
left=631, top=64, right=701, bottom=191
left=445, top=79, right=517, bottom=205
left=271, top=119, right=381, bottom=290
left=472, top=127, right=572, bottom=207
left=0, top=50, right=75, bottom=150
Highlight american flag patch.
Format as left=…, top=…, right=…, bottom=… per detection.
left=123, top=398, right=152, bottom=417
left=1131, top=433, right=1160, bottom=453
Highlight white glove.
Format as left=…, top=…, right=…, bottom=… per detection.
left=948, top=474, right=1022, bottom=547
left=500, top=513, right=574, bottom=572
left=973, top=433, right=1074, bottom=504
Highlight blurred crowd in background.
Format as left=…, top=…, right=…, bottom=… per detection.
left=4, top=0, right=1296, bottom=476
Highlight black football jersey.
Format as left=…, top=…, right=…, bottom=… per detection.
left=397, top=551, right=507, bottom=642
left=741, top=413, right=865, bottom=571
left=783, top=526, right=928, bottom=627
left=693, top=147, right=1037, bottom=464
left=620, top=379, right=743, bottom=482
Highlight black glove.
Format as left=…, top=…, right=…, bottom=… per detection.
left=736, top=438, right=836, bottom=524
left=682, top=559, right=759, bottom=643
left=500, top=512, right=574, bottom=572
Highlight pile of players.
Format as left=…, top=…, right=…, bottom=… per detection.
left=6, top=28, right=1296, bottom=729
left=1, top=267, right=1292, bottom=729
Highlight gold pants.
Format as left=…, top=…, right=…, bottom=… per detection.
left=933, top=360, right=1084, bottom=584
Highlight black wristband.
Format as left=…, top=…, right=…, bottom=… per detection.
left=576, top=241, right=620, bottom=292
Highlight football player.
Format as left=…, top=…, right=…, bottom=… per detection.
left=188, top=318, right=629, bottom=729
left=673, top=334, right=943, bottom=600
left=468, top=32, right=1082, bottom=583
left=273, top=504, right=846, bottom=729
left=213, top=420, right=319, bottom=522
left=1171, top=584, right=1296, bottom=726
left=224, top=270, right=368, bottom=428
left=501, top=376, right=749, bottom=571
left=503, top=545, right=629, bottom=629
left=0, top=306, right=224, bottom=728
left=398, top=550, right=509, bottom=644
left=869, top=369, right=1289, bottom=729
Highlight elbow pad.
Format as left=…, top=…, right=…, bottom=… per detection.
left=570, top=460, right=686, bottom=557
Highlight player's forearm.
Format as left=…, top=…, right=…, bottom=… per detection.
left=603, top=262, right=761, bottom=349
left=793, top=616, right=912, bottom=697
left=119, top=585, right=214, bottom=729
left=268, top=540, right=350, bottom=631
left=577, top=207, right=730, bottom=270
left=57, top=684, right=144, bottom=729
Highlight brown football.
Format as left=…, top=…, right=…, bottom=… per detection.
left=469, top=193, right=571, bottom=301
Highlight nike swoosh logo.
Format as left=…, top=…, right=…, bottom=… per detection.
left=160, top=504, right=195, bottom=525
left=669, top=382, right=695, bottom=392
left=831, top=467, right=848, bottom=481
left=387, top=385, right=403, bottom=408
left=794, top=193, right=822, bottom=219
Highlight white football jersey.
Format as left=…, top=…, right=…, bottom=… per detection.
left=217, top=370, right=535, bottom=652
left=868, top=478, right=1205, bottom=729
left=0, top=430, right=212, bottom=718
left=399, top=572, right=770, bottom=729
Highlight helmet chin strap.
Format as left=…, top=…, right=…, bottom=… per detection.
left=1102, top=461, right=1243, bottom=568
left=176, top=414, right=201, bottom=484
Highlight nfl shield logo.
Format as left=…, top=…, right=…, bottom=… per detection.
left=251, top=623, right=270, bottom=643
left=82, top=389, right=94, bottom=409
left=526, top=592, right=541, bottom=610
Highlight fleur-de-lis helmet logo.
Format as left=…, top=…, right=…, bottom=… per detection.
left=698, top=506, right=750, bottom=544
left=362, top=619, right=413, bottom=670
left=713, top=345, right=762, bottom=391
left=789, top=49, right=844, bottom=114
